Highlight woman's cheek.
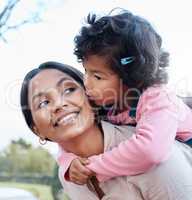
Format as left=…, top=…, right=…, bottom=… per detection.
left=35, top=110, right=50, bottom=126
left=74, top=89, right=87, bottom=105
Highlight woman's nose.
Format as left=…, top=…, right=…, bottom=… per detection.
left=52, top=93, right=67, bottom=113
left=54, top=102, right=67, bottom=114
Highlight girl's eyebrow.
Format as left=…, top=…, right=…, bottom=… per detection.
left=92, top=69, right=115, bottom=76
left=92, top=70, right=102, bottom=73
left=91, top=70, right=106, bottom=75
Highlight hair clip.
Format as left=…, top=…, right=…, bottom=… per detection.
left=120, top=56, right=135, bottom=65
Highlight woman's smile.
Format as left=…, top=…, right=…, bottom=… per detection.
left=53, top=111, right=80, bottom=127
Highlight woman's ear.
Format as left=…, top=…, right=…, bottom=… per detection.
left=32, top=125, right=40, bottom=137
left=32, top=125, right=48, bottom=145
left=32, top=125, right=51, bottom=142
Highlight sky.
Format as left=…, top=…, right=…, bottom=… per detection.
left=0, top=0, right=192, bottom=155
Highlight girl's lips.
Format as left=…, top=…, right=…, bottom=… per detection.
left=85, top=91, right=95, bottom=99
left=87, top=95, right=96, bottom=100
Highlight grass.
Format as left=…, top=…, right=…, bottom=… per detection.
left=0, top=182, right=53, bottom=200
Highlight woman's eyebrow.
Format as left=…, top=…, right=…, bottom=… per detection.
left=32, top=77, right=74, bottom=102
left=32, top=92, right=44, bottom=103
left=56, top=77, right=74, bottom=87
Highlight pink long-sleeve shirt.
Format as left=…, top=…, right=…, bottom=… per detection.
left=57, top=85, right=192, bottom=182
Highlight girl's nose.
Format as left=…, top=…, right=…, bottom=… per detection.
left=84, top=73, right=92, bottom=91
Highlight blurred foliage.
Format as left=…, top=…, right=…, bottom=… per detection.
left=0, top=138, right=55, bottom=176
left=0, top=138, right=69, bottom=199
left=51, top=164, right=63, bottom=200
left=11, top=138, right=32, bottom=149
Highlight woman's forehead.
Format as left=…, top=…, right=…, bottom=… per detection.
left=34, top=69, right=74, bottom=81
left=32, top=69, right=76, bottom=85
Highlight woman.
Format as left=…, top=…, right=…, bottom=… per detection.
left=20, top=61, right=192, bottom=200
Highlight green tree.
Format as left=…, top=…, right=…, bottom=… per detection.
left=2, top=138, right=55, bottom=176
left=24, top=146, right=55, bottom=175
left=0, top=151, right=10, bottom=173
left=11, top=138, right=32, bottom=149
left=51, top=164, right=63, bottom=200
left=3, top=141, right=24, bottom=174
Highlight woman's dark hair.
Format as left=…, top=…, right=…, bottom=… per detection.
left=20, top=61, right=84, bottom=137
left=74, top=8, right=169, bottom=90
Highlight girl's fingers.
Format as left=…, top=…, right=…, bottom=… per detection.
left=79, top=157, right=90, bottom=165
left=71, top=173, right=89, bottom=185
left=76, top=162, right=92, bottom=176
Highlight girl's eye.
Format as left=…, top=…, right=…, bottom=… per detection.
left=38, top=100, right=49, bottom=109
left=63, top=87, right=76, bottom=95
left=94, top=74, right=102, bottom=80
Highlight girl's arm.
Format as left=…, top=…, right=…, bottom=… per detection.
left=87, top=87, right=183, bottom=182
left=57, top=147, right=78, bottom=180
left=58, top=166, right=97, bottom=200
left=57, top=146, right=93, bottom=182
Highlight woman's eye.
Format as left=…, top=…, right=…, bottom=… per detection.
left=94, top=74, right=102, bottom=80
left=63, top=87, right=76, bottom=95
left=38, top=100, right=49, bottom=109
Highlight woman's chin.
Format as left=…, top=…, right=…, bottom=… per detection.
left=57, top=131, right=84, bottom=144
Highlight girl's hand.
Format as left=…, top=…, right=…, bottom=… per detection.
left=69, top=157, right=94, bottom=185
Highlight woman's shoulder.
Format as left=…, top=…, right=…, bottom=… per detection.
left=101, top=121, right=135, bottom=135
left=101, top=121, right=135, bottom=150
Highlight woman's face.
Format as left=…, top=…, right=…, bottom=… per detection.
left=28, top=69, right=95, bottom=143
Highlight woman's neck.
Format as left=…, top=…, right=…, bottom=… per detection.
left=59, top=123, right=104, bottom=157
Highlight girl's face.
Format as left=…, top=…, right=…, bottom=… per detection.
left=28, top=69, right=94, bottom=143
left=83, top=55, right=122, bottom=107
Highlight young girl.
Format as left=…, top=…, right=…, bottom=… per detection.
left=59, top=9, right=192, bottom=184
left=20, top=62, right=192, bottom=200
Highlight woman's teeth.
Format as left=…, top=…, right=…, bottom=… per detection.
left=57, top=113, right=78, bottom=126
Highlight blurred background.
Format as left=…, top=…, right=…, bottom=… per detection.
left=0, top=0, right=192, bottom=199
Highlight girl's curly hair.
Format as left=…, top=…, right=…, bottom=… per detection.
left=74, top=8, right=169, bottom=90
